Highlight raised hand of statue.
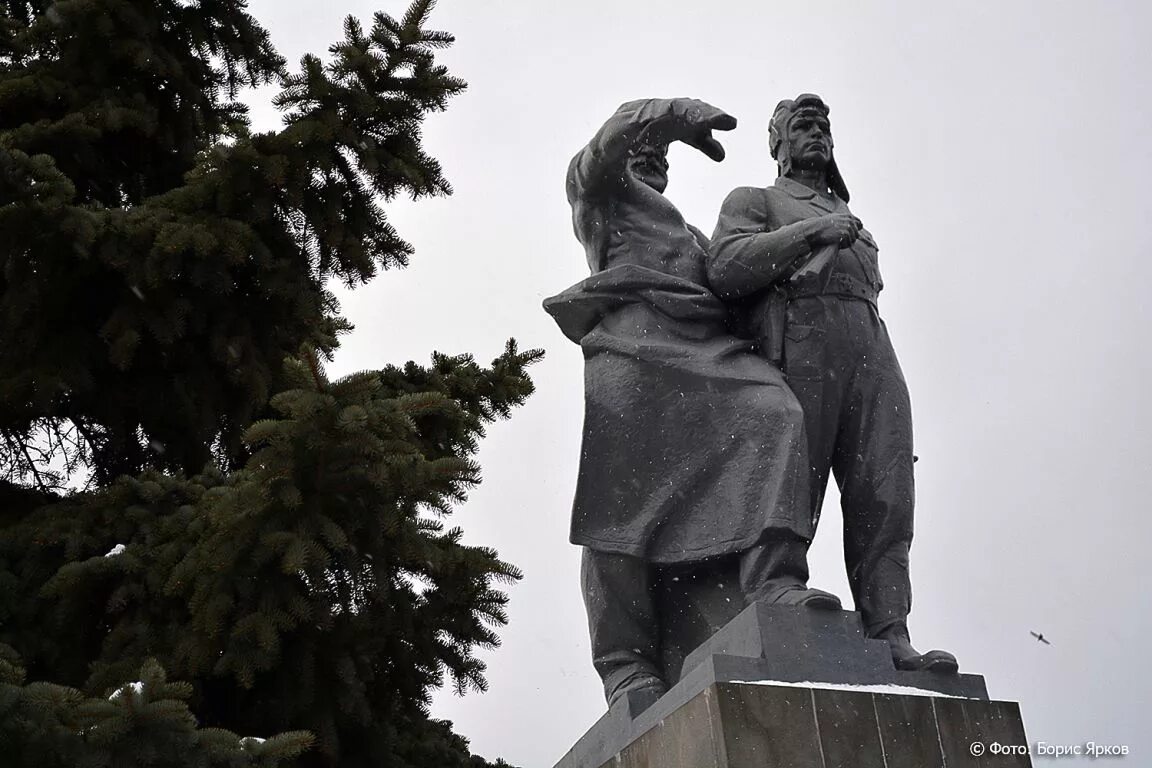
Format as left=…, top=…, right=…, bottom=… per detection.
left=805, top=213, right=863, bottom=248
left=646, top=98, right=738, bottom=162
left=568, top=98, right=738, bottom=207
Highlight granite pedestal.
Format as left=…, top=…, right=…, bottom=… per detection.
left=555, top=602, right=1030, bottom=768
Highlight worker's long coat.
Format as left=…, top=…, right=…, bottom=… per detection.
left=544, top=99, right=812, bottom=564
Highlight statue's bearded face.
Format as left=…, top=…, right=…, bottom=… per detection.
left=786, top=110, right=833, bottom=172
left=627, top=143, right=669, bottom=193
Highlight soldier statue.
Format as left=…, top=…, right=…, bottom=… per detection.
left=709, top=94, right=958, bottom=672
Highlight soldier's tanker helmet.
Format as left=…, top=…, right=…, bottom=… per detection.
left=768, top=93, right=850, bottom=202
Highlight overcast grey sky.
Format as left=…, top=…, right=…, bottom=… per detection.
left=246, top=1, right=1152, bottom=765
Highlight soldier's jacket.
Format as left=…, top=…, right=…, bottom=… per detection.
left=709, top=177, right=884, bottom=362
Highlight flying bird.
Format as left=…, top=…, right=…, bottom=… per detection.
left=1030, top=631, right=1051, bottom=646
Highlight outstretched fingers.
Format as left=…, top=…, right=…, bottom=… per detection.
left=683, top=132, right=728, bottom=162
left=680, top=100, right=737, bottom=162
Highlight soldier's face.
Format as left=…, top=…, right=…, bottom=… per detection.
left=628, top=143, right=669, bottom=193
left=787, top=112, right=832, bottom=171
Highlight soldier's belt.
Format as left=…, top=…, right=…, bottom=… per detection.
left=787, top=272, right=878, bottom=305
left=755, top=274, right=879, bottom=366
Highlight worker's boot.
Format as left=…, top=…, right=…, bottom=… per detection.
left=607, top=669, right=668, bottom=716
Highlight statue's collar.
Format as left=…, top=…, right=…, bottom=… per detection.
left=774, top=175, right=845, bottom=213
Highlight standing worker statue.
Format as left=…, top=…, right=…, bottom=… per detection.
left=544, top=98, right=840, bottom=712
left=709, top=94, right=959, bottom=673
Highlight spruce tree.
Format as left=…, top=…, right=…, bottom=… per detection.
left=0, top=1, right=536, bottom=765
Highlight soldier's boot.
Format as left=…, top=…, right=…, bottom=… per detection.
left=740, top=529, right=842, bottom=610
left=777, top=586, right=843, bottom=609
left=877, top=623, right=959, bottom=674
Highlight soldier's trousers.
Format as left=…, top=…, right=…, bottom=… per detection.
left=779, top=295, right=915, bottom=637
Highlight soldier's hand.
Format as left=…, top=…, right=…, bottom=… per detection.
left=649, top=99, right=738, bottom=162
left=806, top=213, right=862, bottom=248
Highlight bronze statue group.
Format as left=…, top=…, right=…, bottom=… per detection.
left=544, top=95, right=958, bottom=713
